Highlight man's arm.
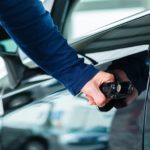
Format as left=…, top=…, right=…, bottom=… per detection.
left=0, top=0, right=98, bottom=95
left=0, top=0, right=115, bottom=107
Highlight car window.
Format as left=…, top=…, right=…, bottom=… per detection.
left=63, top=0, right=148, bottom=42
left=3, top=103, right=51, bottom=126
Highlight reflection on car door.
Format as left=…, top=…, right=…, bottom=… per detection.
left=108, top=93, right=145, bottom=150
left=143, top=91, right=150, bottom=150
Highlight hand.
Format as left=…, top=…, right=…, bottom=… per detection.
left=81, top=71, right=115, bottom=107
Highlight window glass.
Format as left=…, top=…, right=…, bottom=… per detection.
left=64, top=0, right=148, bottom=42
left=3, top=103, right=51, bottom=126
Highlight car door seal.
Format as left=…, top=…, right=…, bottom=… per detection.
left=141, top=45, right=150, bottom=150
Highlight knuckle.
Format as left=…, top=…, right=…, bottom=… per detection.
left=107, top=73, right=115, bottom=81
left=96, top=98, right=106, bottom=107
left=109, top=73, right=114, bottom=79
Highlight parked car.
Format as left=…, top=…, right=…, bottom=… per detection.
left=0, top=0, right=150, bottom=150
left=1, top=88, right=115, bottom=150
left=59, top=127, right=109, bottom=150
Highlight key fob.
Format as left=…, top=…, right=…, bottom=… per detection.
left=98, top=81, right=134, bottom=112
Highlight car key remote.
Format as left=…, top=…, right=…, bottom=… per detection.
left=100, top=81, right=134, bottom=99
left=98, top=81, right=134, bottom=112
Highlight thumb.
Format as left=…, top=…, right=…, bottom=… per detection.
left=81, top=72, right=114, bottom=107
left=91, top=86, right=108, bottom=107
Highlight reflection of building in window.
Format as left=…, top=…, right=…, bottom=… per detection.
left=143, top=0, right=150, bottom=9
left=64, top=0, right=146, bottom=42
left=77, top=0, right=144, bottom=10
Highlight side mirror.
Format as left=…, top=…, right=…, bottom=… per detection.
left=0, top=39, right=17, bottom=56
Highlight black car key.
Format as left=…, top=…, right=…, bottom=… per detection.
left=98, top=81, right=134, bottom=112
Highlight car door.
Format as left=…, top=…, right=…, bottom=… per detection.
left=143, top=91, right=150, bottom=150
left=62, top=1, right=150, bottom=150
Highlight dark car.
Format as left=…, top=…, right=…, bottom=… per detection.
left=0, top=0, right=150, bottom=150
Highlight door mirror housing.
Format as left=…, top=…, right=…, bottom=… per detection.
left=0, top=39, right=17, bottom=56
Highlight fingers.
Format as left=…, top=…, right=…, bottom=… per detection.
left=86, top=94, right=96, bottom=105
left=91, top=87, right=108, bottom=107
left=81, top=69, right=138, bottom=109
left=94, top=71, right=115, bottom=85
left=81, top=71, right=115, bottom=107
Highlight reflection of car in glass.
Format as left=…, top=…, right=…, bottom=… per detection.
left=59, top=127, right=109, bottom=150
left=2, top=103, right=54, bottom=150
left=0, top=0, right=150, bottom=150
left=2, top=92, right=114, bottom=150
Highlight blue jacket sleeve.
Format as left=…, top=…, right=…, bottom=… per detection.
left=0, top=0, right=98, bottom=95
